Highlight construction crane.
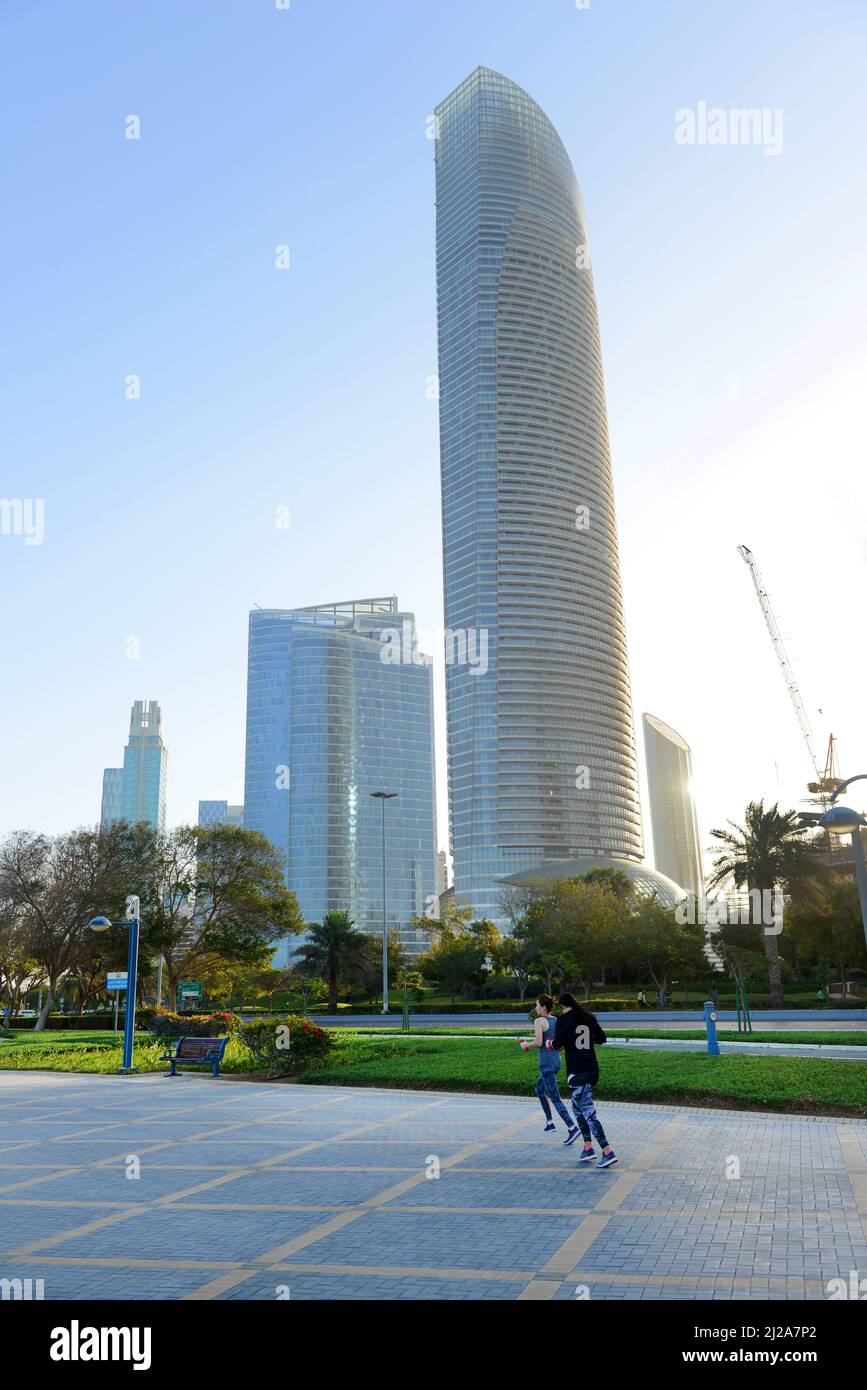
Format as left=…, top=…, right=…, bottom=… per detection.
left=737, top=544, right=839, bottom=798
left=808, top=733, right=841, bottom=798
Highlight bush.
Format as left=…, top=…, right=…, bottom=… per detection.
left=237, top=1015, right=333, bottom=1077
left=480, top=974, right=521, bottom=999
left=148, top=1011, right=239, bottom=1038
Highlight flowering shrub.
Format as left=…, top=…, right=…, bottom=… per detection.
left=238, top=1014, right=333, bottom=1077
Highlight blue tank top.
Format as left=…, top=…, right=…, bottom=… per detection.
left=538, top=1015, right=561, bottom=1071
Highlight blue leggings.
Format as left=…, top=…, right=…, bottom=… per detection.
left=569, top=1082, right=609, bottom=1147
left=534, top=1070, right=574, bottom=1127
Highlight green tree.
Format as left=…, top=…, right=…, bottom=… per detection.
left=498, top=934, right=537, bottom=1002
left=708, top=800, right=827, bottom=1007
left=791, top=878, right=867, bottom=995
left=353, top=928, right=406, bottom=1007
left=419, top=931, right=487, bottom=1000
left=0, top=825, right=134, bottom=1029
left=630, top=896, right=708, bottom=1004
left=136, top=823, right=304, bottom=1001
left=412, top=899, right=473, bottom=943
left=296, top=911, right=369, bottom=1011
left=0, top=909, right=44, bottom=1019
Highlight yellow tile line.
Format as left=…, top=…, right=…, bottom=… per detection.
left=517, top=1116, right=688, bottom=1299
left=0, top=1094, right=348, bottom=1258
left=182, top=1101, right=530, bottom=1300
left=836, top=1123, right=867, bottom=1242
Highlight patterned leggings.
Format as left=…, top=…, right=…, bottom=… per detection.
left=534, top=1070, right=574, bottom=1127
left=569, top=1081, right=609, bottom=1147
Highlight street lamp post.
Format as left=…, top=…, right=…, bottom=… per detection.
left=89, top=894, right=141, bottom=1074
left=370, top=792, right=398, bottom=1014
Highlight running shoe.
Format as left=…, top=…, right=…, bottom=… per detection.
left=543, top=1122, right=556, bottom=1133
left=578, top=1146, right=596, bottom=1162
left=597, top=1150, right=618, bottom=1169
left=563, top=1125, right=581, bottom=1146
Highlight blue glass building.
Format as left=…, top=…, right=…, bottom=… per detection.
left=197, top=800, right=244, bottom=829
left=101, top=700, right=168, bottom=832
left=243, top=598, right=438, bottom=965
left=435, top=69, right=646, bottom=922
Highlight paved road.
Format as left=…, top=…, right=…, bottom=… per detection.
left=312, top=1010, right=867, bottom=1032
left=0, top=1072, right=864, bottom=1301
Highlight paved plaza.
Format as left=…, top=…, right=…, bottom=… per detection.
left=0, top=1072, right=865, bottom=1301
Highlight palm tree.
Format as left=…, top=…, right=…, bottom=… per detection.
left=707, top=800, right=826, bottom=1007
left=296, top=911, right=367, bottom=1012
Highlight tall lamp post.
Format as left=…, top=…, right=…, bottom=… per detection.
left=800, top=775, right=867, bottom=952
left=370, top=792, right=398, bottom=1014
left=89, top=894, right=140, bottom=1074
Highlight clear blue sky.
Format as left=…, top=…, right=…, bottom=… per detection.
left=2, top=0, right=866, bottom=870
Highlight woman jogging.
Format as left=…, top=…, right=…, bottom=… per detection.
left=520, top=995, right=580, bottom=1144
left=553, top=993, right=617, bottom=1168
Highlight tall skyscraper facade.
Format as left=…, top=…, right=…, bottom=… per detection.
left=643, top=714, right=704, bottom=898
left=435, top=68, right=644, bottom=921
left=100, top=700, right=168, bottom=833
left=243, top=598, right=438, bottom=965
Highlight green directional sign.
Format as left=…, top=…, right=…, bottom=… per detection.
left=177, top=981, right=204, bottom=1012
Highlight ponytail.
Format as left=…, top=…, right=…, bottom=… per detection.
left=557, top=992, right=597, bottom=1030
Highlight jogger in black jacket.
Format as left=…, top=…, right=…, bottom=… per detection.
left=552, top=993, right=618, bottom=1168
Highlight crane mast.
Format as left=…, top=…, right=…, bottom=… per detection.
left=737, top=544, right=824, bottom=786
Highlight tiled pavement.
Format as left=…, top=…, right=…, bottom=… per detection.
left=0, top=1071, right=864, bottom=1301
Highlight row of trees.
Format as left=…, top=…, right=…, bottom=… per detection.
left=0, top=822, right=304, bottom=1028
left=2, top=799, right=863, bottom=1023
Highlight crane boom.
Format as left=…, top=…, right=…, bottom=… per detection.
left=737, top=544, right=823, bottom=784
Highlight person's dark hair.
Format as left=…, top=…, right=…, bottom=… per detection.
left=557, top=992, right=597, bottom=1028
left=537, top=994, right=554, bottom=1012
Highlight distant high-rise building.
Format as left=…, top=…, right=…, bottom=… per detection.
left=643, top=714, right=703, bottom=898
left=197, top=801, right=243, bottom=829
left=434, top=68, right=649, bottom=920
left=436, top=849, right=449, bottom=898
left=100, top=768, right=123, bottom=827
left=101, top=700, right=168, bottom=832
left=243, top=598, right=438, bottom=964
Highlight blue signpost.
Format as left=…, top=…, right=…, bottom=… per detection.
left=89, top=895, right=140, bottom=1073
left=704, top=1000, right=721, bottom=1056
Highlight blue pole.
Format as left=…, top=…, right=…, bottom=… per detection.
left=120, top=910, right=140, bottom=1073
left=704, top=1000, right=720, bottom=1056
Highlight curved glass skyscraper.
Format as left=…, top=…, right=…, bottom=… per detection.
left=435, top=68, right=643, bottom=921
left=643, top=714, right=704, bottom=899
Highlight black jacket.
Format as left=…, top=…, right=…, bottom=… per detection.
left=552, top=1010, right=607, bottom=1085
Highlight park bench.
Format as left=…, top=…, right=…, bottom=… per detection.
left=161, top=1036, right=229, bottom=1078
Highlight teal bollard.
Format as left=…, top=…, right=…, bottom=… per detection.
left=704, top=1000, right=720, bottom=1055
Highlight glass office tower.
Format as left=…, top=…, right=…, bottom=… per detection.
left=435, top=68, right=644, bottom=921
left=243, top=598, right=437, bottom=966
left=197, top=801, right=244, bottom=829
left=101, top=700, right=168, bottom=833
left=643, top=714, right=703, bottom=898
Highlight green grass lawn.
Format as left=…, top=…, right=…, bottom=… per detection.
left=0, top=1029, right=399, bottom=1077
left=1, top=1030, right=127, bottom=1047
left=2, top=1029, right=864, bottom=1117
left=299, top=1035, right=867, bottom=1118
